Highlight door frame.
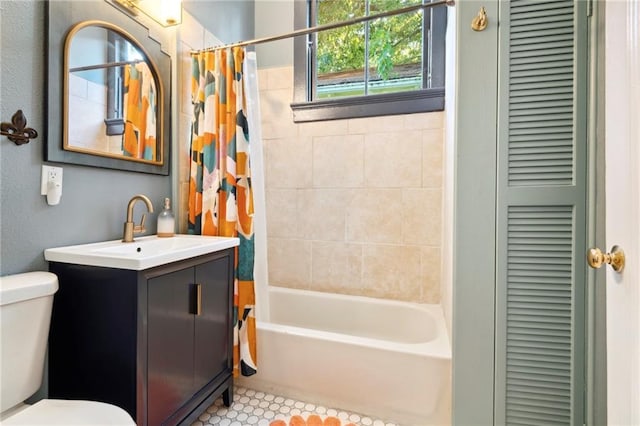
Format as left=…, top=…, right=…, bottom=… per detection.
left=602, top=0, right=640, bottom=423
left=586, top=0, right=608, bottom=423
left=451, top=0, right=499, bottom=423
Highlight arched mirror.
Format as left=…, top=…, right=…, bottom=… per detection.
left=47, top=2, right=171, bottom=175
left=65, top=22, right=163, bottom=165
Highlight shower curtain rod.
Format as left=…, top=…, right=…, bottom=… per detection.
left=69, top=59, right=147, bottom=73
left=191, top=0, right=455, bottom=54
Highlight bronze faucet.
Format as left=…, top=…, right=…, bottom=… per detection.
left=122, top=194, right=154, bottom=242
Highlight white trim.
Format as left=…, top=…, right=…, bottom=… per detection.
left=605, top=1, right=640, bottom=424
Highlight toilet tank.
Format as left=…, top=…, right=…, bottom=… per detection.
left=0, top=272, right=58, bottom=413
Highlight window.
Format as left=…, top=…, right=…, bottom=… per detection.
left=292, top=0, right=447, bottom=122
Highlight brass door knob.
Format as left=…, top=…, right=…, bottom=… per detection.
left=587, top=245, right=625, bottom=272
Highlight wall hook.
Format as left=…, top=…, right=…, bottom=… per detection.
left=1, top=110, right=38, bottom=145
left=471, top=6, right=488, bottom=32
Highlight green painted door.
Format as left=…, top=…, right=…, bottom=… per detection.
left=494, top=1, right=589, bottom=424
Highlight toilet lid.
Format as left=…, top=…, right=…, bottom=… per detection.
left=2, top=399, right=136, bottom=425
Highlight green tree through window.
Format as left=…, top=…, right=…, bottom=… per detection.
left=292, top=0, right=447, bottom=122
left=316, top=0, right=426, bottom=98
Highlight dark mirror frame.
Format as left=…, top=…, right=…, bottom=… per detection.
left=46, top=0, right=171, bottom=175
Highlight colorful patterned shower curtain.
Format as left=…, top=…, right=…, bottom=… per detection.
left=123, top=63, right=157, bottom=160
left=188, top=47, right=257, bottom=377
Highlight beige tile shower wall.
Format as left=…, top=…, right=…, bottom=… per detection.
left=260, top=66, right=444, bottom=304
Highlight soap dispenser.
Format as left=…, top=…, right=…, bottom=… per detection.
left=157, top=198, right=175, bottom=237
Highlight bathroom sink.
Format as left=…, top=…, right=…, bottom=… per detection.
left=44, top=235, right=239, bottom=270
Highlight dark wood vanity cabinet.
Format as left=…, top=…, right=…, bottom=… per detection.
left=48, top=249, right=235, bottom=425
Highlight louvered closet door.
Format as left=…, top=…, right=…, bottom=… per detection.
left=495, top=1, right=589, bottom=425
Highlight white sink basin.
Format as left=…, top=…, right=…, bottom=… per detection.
left=44, top=235, right=239, bottom=270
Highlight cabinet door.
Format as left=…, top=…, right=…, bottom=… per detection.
left=148, top=267, right=194, bottom=426
left=193, top=256, right=232, bottom=391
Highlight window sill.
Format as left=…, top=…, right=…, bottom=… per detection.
left=290, top=88, right=445, bottom=123
left=104, top=118, right=125, bottom=136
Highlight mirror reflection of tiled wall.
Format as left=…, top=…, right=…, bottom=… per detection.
left=68, top=74, right=122, bottom=153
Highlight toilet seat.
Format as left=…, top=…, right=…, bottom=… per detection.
left=1, top=399, right=135, bottom=425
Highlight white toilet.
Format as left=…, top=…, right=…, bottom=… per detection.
left=0, top=271, right=136, bottom=425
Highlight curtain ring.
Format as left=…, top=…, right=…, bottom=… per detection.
left=471, top=6, right=488, bottom=31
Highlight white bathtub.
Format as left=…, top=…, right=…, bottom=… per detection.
left=237, top=286, right=451, bottom=425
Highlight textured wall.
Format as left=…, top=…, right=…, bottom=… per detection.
left=0, top=1, right=172, bottom=276
left=183, top=0, right=254, bottom=45
left=254, top=0, right=294, bottom=68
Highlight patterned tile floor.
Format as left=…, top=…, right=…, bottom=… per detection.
left=191, top=387, right=398, bottom=426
